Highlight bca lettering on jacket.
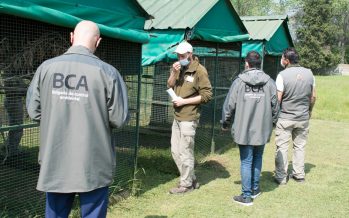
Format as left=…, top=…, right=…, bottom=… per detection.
left=244, top=84, right=265, bottom=99
left=53, top=73, right=89, bottom=91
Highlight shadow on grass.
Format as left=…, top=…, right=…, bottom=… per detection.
left=136, top=130, right=231, bottom=195
left=136, top=145, right=231, bottom=196
left=285, top=162, right=316, bottom=176
left=196, top=160, right=230, bottom=186
left=233, top=162, right=316, bottom=193
left=304, top=162, right=316, bottom=174
left=262, top=162, right=316, bottom=192
left=135, top=140, right=177, bottom=195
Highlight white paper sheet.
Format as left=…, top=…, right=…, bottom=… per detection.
left=166, top=88, right=178, bottom=100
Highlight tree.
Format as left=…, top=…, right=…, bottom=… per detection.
left=230, top=0, right=302, bottom=39
left=231, top=0, right=274, bottom=16
left=333, top=0, right=349, bottom=63
left=296, top=0, right=340, bottom=73
left=230, top=0, right=301, bottom=16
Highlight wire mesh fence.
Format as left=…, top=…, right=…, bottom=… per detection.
left=0, top=14, right=141, bottom=217
left=0, top=12, right=283, bottom=218
left=139, top=40, right=242, bottom=156
left=263, top=55, right=281, bottom=80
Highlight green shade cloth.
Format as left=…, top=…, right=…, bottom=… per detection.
left=142, top=30, right=184, bottom=66
left=241, top=41, right=264, bottom=57
left=0, top=0, right=150, bottom=43
left=265, top=24, right=292, bottom=56
left=241, top=16, right=293, bottom=57
left=192, top=28, right=249, bottom=43
left=141, top=28, right=249, bottom=66
left=140, top=0, right=249, bottom=66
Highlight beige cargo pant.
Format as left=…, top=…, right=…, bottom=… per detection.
left=171, top=119, right=198, bottom=187
left=275, top=119, right=309, bottom=183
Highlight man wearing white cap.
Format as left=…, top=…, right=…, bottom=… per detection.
left=167, top=41, right=212, bottom=194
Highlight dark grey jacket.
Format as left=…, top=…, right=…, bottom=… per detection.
left=222, top=68, right=279, bottom=146
left=26, top=46, right=129, bottom=192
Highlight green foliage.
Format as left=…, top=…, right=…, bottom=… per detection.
left=231, top=0, right=349, bottom=69
left=230, top=0, right=301, bottom=16
left=296, top=0, right=341, bottom=72
left=345, top=45, right=349, bottom=63
left=231, top=0, right=275, bottom=16
left=333, top=0, right=349, bottom=63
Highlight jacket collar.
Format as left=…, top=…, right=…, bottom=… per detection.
left=65, top=45, right=99, bottom=60
left=242, top=68, right=260, bottom=73
left=286, top=63, right=301, bottom=68
left=184, top=57, right=200, bottom=73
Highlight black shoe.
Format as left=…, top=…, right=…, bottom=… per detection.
left=251, top=188, right=261, bottom=199
left=232, top=195, right=253, bottom=206
left=289, top=174, right=305, bottom=183
left=192, top=179, right=200, bottom=189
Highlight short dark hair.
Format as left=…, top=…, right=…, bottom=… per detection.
left=283, top=47, right=299, bottom=64
left=245, top=51, right=261, bottom=68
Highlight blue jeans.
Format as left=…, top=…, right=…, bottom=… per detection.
left=46, top=187, right=109, bottom=218
left=238, top=144, right=265, bottom=198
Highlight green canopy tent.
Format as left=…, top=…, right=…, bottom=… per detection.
left=140, top=0, right=249, bottom=66
left=241, top=15, right=294, bottom=79
left=0, top=0, right=150, bottom=43
left=138, top=0, right=249, bottom=154
left=0, top=1, right=149, bottom=216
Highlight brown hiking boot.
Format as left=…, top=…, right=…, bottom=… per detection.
left=169, top=186, right=193, bottom=194
left=176, top=180, right=200, bottom=189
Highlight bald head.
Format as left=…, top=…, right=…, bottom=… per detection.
left=70, top=20, right=101, bottom=53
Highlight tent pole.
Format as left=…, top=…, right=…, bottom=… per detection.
left=261, top=41, right=266, bottom=70
left=132, top=50, right=142, bottom=193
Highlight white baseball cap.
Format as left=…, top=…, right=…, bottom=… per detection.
left=174, top=41, right=193, bottom=54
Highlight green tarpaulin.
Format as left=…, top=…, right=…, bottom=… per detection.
left=241, top=41, right=264, bottom=57
left=241, top=16, right=294, bottom=57
left=142, top=29, right=243, bottom=66
left=0, top=0, right=150, bottom=43
left=142, top=30, right=184, bottom=66
left=265, top=23, right=292, bottom=56
left=140, top=0, right=249, bottom=66
left=192, top=28, right=249, bottom=43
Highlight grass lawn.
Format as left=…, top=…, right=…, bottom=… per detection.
left=312, top=76, right=349, bottom=122
left=108, top=76, right=349, bottom=218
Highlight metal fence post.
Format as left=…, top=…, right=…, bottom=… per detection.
left=210, top=43, right=219, bottom=154
left=132, top=55, right=142, bottom=186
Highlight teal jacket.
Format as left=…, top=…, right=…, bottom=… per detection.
left=26, top=46, right=129, bottom=192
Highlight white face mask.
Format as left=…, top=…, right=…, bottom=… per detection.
left=244, top=61, right=249, bottom=70
left=179, top=58, right=190, bottom=66
left=280, top=59, right=286, bottom=68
